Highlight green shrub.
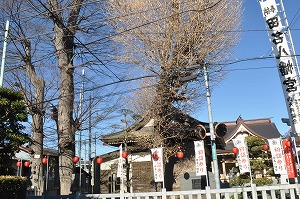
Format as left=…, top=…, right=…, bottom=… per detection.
left=252, top=177, right=273, bottom=186
left=0, top=176, right=27, bottom=199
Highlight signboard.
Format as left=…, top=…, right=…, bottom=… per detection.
left=259, top=0, right=300, bottom=136
left=192, top=179, right=202, bottom=189
left=268, top=138, right=287, bottom=175
left=151, top=147, right=164, bottom=182
left=232, top=137, right=251, bottom=173
left=194, top=141, right=207, bottom=176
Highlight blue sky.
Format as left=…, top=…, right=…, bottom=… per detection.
left=194, top=0, right=300, bottom=136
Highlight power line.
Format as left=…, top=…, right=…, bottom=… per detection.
left=35, top=0, right=122, bottom=81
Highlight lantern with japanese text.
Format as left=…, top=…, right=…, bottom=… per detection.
left=122, top=151, right=128, bottom=158
left=16, top=161, right=22, bottom=167
left=42, top=157, right=48, bottom=165
left=73, top=156, right=79, bottom=163
left=176, top=151, right=184, bottom=159
left=232, top=147, right=239, bottom=154
left=96, top=157, right=103, bottom=164
left=24, top=161, right=30, bottom=167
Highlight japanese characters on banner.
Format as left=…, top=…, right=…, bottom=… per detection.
left=282, top=139, right=297, bottom=178
left=232, top=137, right=251, bottom=173
left=151, top=147, right=164, bottom=182
left=268, top=138, right=287, bottom=175
left=117, top=144, right=123, bottom=178
left=194, top=141, right=207, bottom=176
left=259, top=0, right=300, bottom=136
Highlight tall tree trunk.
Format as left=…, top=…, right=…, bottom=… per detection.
left=22, top=40, right=45, bottom=195
left=57, top=67, right=75, bottom=195
left=55, top=31, right=76, bottom=194
left=48, top=0, right=82, bottom=194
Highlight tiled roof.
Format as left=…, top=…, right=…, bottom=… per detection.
left=101, top=109, right=225, bottom=148
left=220, top=117, right=282, bottom=152
left=223, top=117, right=281, bottom=143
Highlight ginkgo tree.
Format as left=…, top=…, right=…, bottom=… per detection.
left=105, top=0, right=243, bottom=190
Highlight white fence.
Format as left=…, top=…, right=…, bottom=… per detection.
left=26, top=184, right=300, bottom=199
left=80, top=184, right=300, bottom=199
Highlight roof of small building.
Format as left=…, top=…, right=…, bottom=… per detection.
left=101, top=109, right=226, bottom=149
left=217, top=116, right=282, bottom=152
left=223, top=116, right=282, bottom=142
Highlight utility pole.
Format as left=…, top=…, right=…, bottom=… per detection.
left=78, top=69, right=85, bottom=192
left=0, top=20, right=10, bottom=87
left=203, top=64, right=220, bottom=189
left=88, top=95, right=92, bottom=192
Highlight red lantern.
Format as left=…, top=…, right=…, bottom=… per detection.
left=24, top=161, right=30, bottom=167
left=152, top=152, right=159, bottom=161
left=176, top=151, right=184, bottom=159
left=73, top=156, right=79, bottom=163
left=263, top=144, right=269, bottom=151
left=122, top=151, right=128, bottom=158
left=96, top=157, right=103, bottom=164
left=232, top=147, right=239, bottom=154
left=285, top=140, right=291, bottom=147
left=42, top=157, right=48, bottom=165
left=16, top=161, right=22, bottom=167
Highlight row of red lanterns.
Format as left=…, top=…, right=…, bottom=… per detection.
left=73, top=151, right=130, bottom=165
left=16, top=157, right=49, bottom=167
left=16, top=161, right=29, bottom=167
left=19, top=150, right=185, bottom=167
left=151, top=151, right=184, bottom=160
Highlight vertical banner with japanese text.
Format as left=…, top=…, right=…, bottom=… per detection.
left=194, top=140, right=207, bottom=176
left=117, top=144, right=123, bottom=178
left=151, top=147, right=164, bottom=182
left=268, top=138, right=287, bottom=175
left=233, top=137, right=251, bottom=173
left=282, top=139, right=297, bottom=178
left=259, top=0, right=300, bottom=136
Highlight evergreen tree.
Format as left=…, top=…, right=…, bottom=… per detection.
left=0, top=87, right=30, bottom=175
left=230, top=136, right=273, bottom=186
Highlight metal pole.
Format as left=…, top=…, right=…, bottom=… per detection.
left=88, top=96, right=92, bottom=192
left=20, top=159, right=23, bottom=176
left=17, top=161, right=20, bottom=176
left=119, top=144, right=124, bottom=199
left=46, top=156, right=49, bottom=193
left=0, top=20, right=9, bottom=87
left=203, top=64, right=220, bottom=189
left=79, top=69, right=85, bottom=192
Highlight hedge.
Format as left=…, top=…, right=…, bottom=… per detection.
left=0, top=176, right=27, bottom=199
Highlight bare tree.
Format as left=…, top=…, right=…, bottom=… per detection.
left=1, top=0, right=50, bottom=193
left=105, top=1, right=243, bottom=189
left=0, top=0, right=124, bottom=194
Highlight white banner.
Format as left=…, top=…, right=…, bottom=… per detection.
left=268, top=138, right=287, bottom=174
left=194, top=140, right=207, bottom=176
left=259, top=0, right=300, bottom=136
left=233, top=137, right=251, bottom=173
left=117, top=144, right=123, bottom=178
left=151, top=147, right=164, bottom=182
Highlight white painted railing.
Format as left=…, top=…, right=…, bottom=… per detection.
left=80, top=184, right=300, bottom=199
